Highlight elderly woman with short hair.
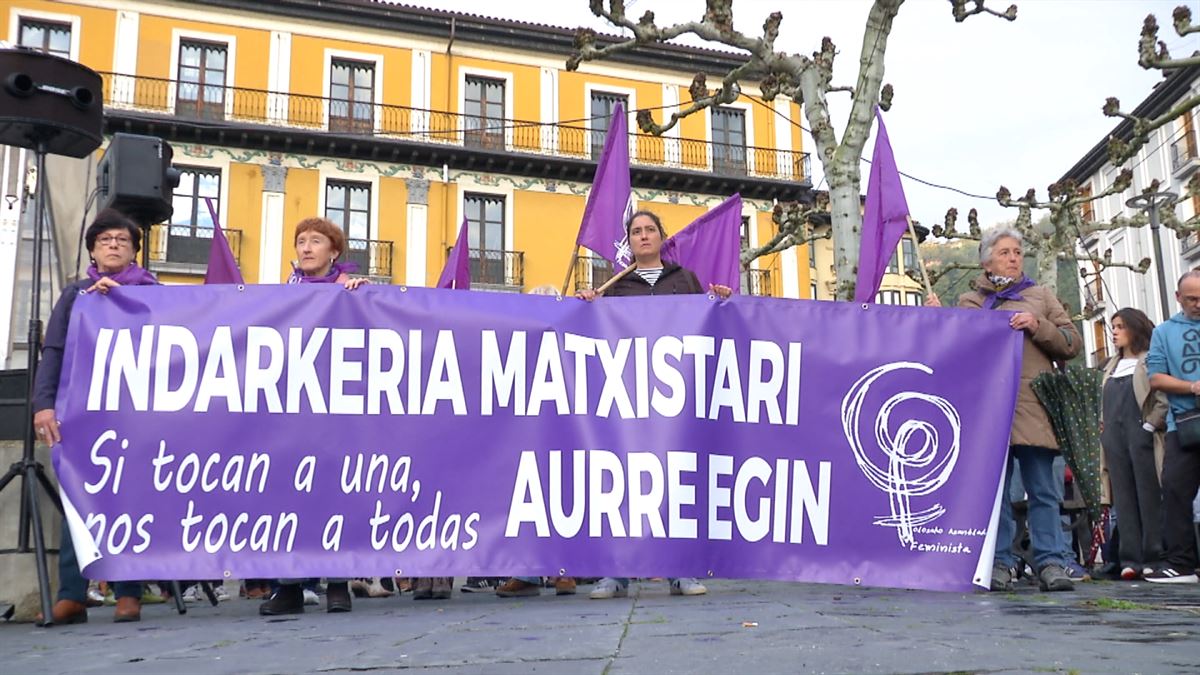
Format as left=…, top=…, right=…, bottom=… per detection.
left=931, top=226, right=1082, bottom=592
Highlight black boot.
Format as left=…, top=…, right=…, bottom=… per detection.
left=259, top=584, right=304, bottom=615
left=326, top=582, right=352, bottom=613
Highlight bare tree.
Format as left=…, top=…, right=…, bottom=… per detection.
left=931, top=6, right=1200, bottom=298
left=568, top=0, right=1015, bottom=300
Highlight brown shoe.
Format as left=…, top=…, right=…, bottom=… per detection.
left=412, top=577, right=434, bottom=600
left=395, top=577, right=413, bottom=594
left=432, top=577, right=453, bottom=600
left=555, top=577, right=577, bottom=595
left=36, top=599, right=88, bottom=625
left=113, top=596, right=141, bottom=623
left=496, top=578, right=541, bottom=598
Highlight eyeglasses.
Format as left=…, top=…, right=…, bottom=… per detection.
left=97, top=235, right=133, bottom=247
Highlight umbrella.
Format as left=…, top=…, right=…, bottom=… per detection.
left=1031, top=365, right=1104, bottom=531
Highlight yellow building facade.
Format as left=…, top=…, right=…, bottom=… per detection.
left=3, top=0, right=824, bottom=298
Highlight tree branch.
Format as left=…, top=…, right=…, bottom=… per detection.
left=950, top=0, right=1018, bottom=23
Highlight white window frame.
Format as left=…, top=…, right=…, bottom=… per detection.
left=458, top=66, right=515, bottom=151
left=9, top=7, right=82, bottom=61
left=584, top=83, right=638, bottom=162
left=168, top=28, right=238, bottom=120
left=704, top=99, right=756, bottom=175
left=159, top=152, right=230, bottom=264
left=323, top=48, right=384, bottom=134
left=456, top=179, right=517, bottom=288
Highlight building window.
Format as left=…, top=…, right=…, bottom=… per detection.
left=325, top=180, right=372, bottom=241
left=901, top=237, right=917, bottom=274
left=166, top=167, right=222, bottom=264
left=711, top=107, right=747, bottom=176
left=1079, top=185, right=1095, bottom=223
left=465, top=76, right=506, bottom=150
left=906, top=291, right=923, bottom=306
left=464, top=193, right=507, bottom=284
left=177, top=40, right=227, bottom=121
left=875, top=290, right=902, bottom=305
left=808, top=244, right=816, bottom=269
left=330, top=59, right=375, bottom=134
left=590, top=92, right=628, bottom=158
left=886, top=250, right=899, bottom=275
left=1092, top=320, right=1109, bottom=366
left=18, top=18, right=71, bottom=59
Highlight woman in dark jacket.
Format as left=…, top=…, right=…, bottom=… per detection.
left=575, top=210, right=728, bottom=599
left=35, top=209, right=159, bottom=624
left=1100, top=308, right=1168, bottom=580
left=577, top=210, right=732, bottom=300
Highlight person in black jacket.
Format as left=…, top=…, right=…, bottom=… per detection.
left=576, top=211, right=732, bottom=300
left=35, top=209, right=159, bottom=624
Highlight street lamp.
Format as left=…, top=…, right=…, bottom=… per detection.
left=1126, top=191, right=1178, bottom=322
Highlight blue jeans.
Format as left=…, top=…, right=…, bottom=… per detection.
left=995, top=446, right=1068, bottom=571
left=57, top=517, right=141, bottom=602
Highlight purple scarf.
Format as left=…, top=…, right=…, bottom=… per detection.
left=287, top=261, right=358, bottom=284
left=982, top=275, right=1035, bottom=309
left=86, top=262, right=158, bottom=286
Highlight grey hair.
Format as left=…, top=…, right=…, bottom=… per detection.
left=526, top=284, right=561, bottom=297
left=978, top=226, right=1024, bottom=265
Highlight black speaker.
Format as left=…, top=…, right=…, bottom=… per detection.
left=0, top=48, right=102, bottom=158
left=97, top=133, right=182, bottom=225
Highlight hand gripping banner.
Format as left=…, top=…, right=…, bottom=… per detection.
left=53, top=286, right=1022, bottom=592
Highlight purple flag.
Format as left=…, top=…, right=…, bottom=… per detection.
left=576, top=102, right=634, bottom=266
left=203, top=197, right=244, bottom=285
left=854, top=109, right=911, bottom=303
left=662, top=194, right=743, bottom=293
left=53, top=286, right=1022, bottom=593
left=437, top=218, right=471, bottom=290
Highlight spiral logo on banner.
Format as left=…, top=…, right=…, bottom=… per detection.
left=840, top=362, right=962, bottom=547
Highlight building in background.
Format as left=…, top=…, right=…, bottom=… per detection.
left=1061, top=64, right=1200, bottom=367
left=1, top=0, right=823, bottom=367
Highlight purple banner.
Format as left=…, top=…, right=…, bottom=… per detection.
left=54, top=286, right=1021, bottom=592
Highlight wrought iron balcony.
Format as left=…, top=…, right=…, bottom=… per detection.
left=574, top=254, right=615, bottom=292
left=146, top=223, right=241, bottom=275
left=1171, top=135, right=1200, bottom=177
left=100, top=73, right=811, bottom=184
left=344, top=238, right=394, bottom=280
left=744, top=268, right=773, bottom=296
left=446, top=247, right=525, bottom=289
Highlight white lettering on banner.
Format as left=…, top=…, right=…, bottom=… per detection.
left=85, top=327, right=803, bottom=425
left=504, top=450, right=830, bottom=544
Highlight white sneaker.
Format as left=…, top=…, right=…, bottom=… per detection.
left=181, top=585, right=202, bottom=603
left=588, top=577, right=628, bottom=599
left=303, top=588, right=320, bottom=605
left=213, top=585, right=231, bottom=602
left=670, top=578, right=707, bottom=596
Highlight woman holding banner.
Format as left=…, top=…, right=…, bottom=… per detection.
left=34, top=209, right=160, bottom=624
left=576, top=210, right=721, bottom=599
left=929, top=226, right=1081, bottom=593
left=260, top=216, right=369, bottom=616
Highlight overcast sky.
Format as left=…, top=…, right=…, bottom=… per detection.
left=423, top=0, right=1197, bottom=229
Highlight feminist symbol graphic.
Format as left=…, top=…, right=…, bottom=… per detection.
left=840, top=362, right=962, bottom=547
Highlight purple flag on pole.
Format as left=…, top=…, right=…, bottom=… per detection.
left=854, top=109, right=911, bottom=303
left=437, top=218, right=471, bottom=290
left=203, top=197, right=244, bottom=285
left=575, top=102, right=634, bottom=267
left=662, top=194, right=743, bottom=293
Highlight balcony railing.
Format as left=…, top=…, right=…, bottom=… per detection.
left=101, top=73, right=811, bottom=182
left=446, top=247, right=524, bottom=289
left=574, top=254, right=615, bottom=291
left=1172, top=135, right=1200, bottom=176
left=146, top=223, right=241, bottom=274
left=744, top=268, right=773, bottom=296
left=344, top=238, right=393, bottom=280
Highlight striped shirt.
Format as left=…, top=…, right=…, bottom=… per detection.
left=635, top=267, right=664, bottom=287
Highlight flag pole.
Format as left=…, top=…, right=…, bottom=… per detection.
left=594, top=262, right=636, bottom=295
left=906, top=217, right=934, bottom=296
left=560, top=249, right=580, bottom=297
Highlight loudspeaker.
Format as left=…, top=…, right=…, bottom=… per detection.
left=97, top=133, right=181, bottom=225
left=0, top=48, right=103, bottom=158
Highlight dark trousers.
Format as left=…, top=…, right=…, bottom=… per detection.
left=1161, top=432, right=1200, bottom=570
left=1100, top=381, right=1163, bottom=568
left=57, top=517, right=141, bottom=603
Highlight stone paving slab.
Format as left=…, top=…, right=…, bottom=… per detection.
left=2, top=577, right=1199, bottom=674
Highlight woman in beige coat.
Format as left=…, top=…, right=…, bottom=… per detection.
left=1100, top=308, right=1168, bottom=580
left=930, top=226, right=1081, bottom=592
